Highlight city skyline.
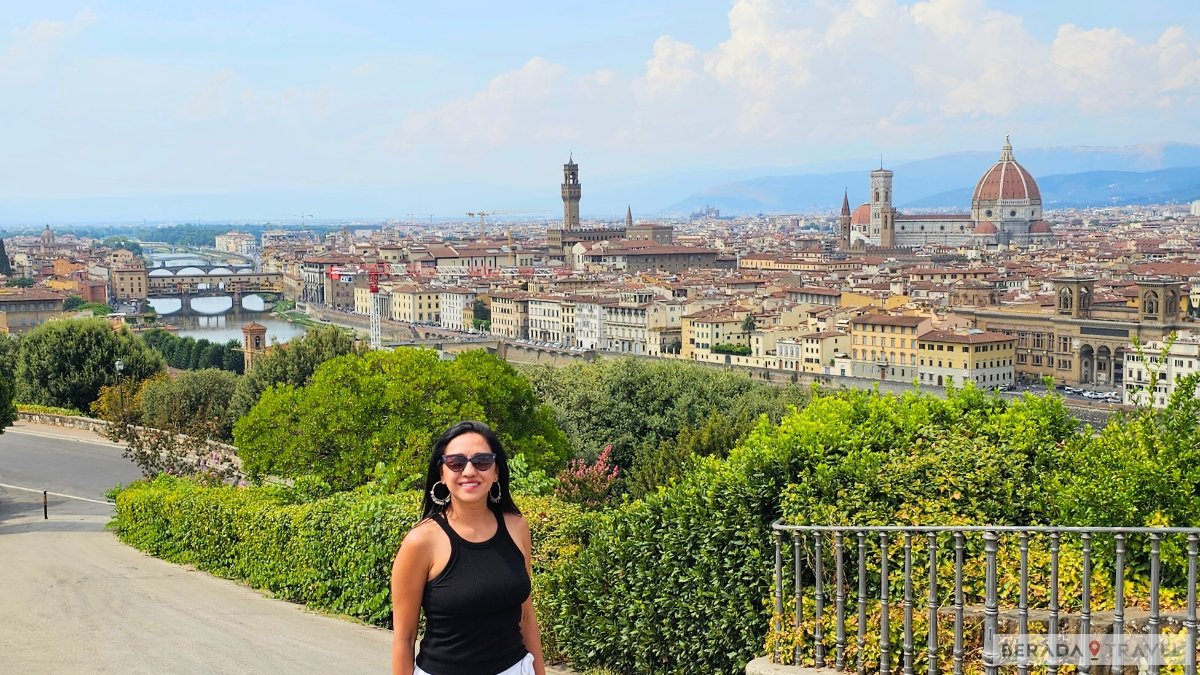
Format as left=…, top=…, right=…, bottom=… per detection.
left=2, top=1, right=1199, bottom=219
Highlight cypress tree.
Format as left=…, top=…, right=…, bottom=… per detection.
left=0, top=238, right=12, bottom=277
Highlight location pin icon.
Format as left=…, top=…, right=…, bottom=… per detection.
left=1089, top=640, right=1101, bottom=658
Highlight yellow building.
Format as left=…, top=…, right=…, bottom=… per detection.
left=111, top=266, right=148, bottom=301
left=916, top=329, right=1015, bottom=388
left=489, top=291, right=530, bottom=339
left=778, top=330, right=851, bottom=373
left=681, top=306, right=751, bottom=360
left=0, top=289, right=66, bottom=334
left=849, top=313, right=932, bottom=381
left=952, top=277, right=1191, bottom=387
left=390, top=284, right=441, bottom=323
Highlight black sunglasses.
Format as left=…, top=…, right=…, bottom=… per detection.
left=441, top=453, right=497, bottom=472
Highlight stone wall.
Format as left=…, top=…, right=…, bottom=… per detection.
left=17, top=411, right=244, bottom=482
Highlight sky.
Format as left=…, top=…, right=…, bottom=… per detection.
left=2, top=0, right=1199, bottom=219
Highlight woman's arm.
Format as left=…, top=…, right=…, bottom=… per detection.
left=391, top=525, right=432, bottom=675
left=509, top=515, right=547, bottom=675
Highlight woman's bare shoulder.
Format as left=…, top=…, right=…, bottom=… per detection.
left=399, top=518, right=443, bottom=551
left=503, top=512, right=531, bottom=537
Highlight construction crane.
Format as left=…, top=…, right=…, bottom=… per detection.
left=466, top=210, right=548, bottom=240
left=328, top=262, right=394, bottom=350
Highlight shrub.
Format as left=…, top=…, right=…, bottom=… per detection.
left=112, top=476, right=587, bottom=661
left=545, top=385, right=1081, bottom=674
left=712, top=343, right=751, bottom=356
left=554, top=444, right=620, bottom=509
left=234, top=348, right=570, bottom=490
left=16, top=403, right=86, bottom=417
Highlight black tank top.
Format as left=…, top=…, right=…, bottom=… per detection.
left=416, top=509, right=531, bottom=675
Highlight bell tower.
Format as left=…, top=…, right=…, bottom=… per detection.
left=870, top=167, right=895, bottom=248
left=561, top=156, right=581, bottom=231
left=1137, top=278, right=1183, bottom=323
left=241, top=322, right=268, bottom=371
left=838, top=189, right=852, bottom=251
left=1053, top=277, right=1095, bottom=319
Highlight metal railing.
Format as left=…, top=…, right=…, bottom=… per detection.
left=771, top=523, right=1200, bottom=674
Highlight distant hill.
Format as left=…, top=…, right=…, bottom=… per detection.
left=663, top=143, right=1200, bottom=215
left=905, top=167, right=1200, bottom=209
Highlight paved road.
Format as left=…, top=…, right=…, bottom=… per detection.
left=0, top=423, right=577, bottom=674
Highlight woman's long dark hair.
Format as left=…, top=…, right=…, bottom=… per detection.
left=420, top=420, right=521, bottom=519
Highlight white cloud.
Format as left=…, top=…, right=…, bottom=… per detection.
left=391, top=0, right=1200, bottom=168
left=0, top=9, right=96, bottom=86
left=1050, top=24, right=1200, bottom=112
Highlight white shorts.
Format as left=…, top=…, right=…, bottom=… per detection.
left=415, top=652, right=535, bottom=675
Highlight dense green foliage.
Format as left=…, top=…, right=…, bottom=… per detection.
left=14, top=318, right=165, bottom=412
left=102, top=236, right=144, bottom=256
left=712, top=342, right=752, bottom=355
left=111, top=476, right=588, bottom=660
left=525, top=356, right=806, bottom=472
left=0, top=334, right=16, bottom=377
left=0, top=237, right=11, bottom=276
left=546, top=385, right=1084, bottom=674
left=7, top=277, right=33, bottom=288
left=234, top=348, right=570, bottom=489
left=62, top=295, right=86, bottom=311
left=227, top=324, right=362, bottom=421
left=141, top=369, right=240, bottom=441
left=0, top=373, right=16, bottom=432
left=17, top=403, right=85, bottom=416
left=142, top=329, right=243, bottom=373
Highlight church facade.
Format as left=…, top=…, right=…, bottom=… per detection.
left=838, top=138, right=1053, bottom=251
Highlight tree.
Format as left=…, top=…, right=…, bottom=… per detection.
left=15, top=318, right=165, bottom=412
left=233, top=348, right=569, bottom=489
left=473, top=298, right=491, bottom=322
left=0, top=237, right=11, bottom=276
left=0, top=373, right=16, bottom=432
left=63, top=295, right=86, bottom=311
left=227, top=324, right=363, bottom=421
left=741, top=313, right=757, bottom=347
left=141, top=369, right=240, bottom=441
left=525, top=356, right=805, bottom=470
left=8, top=277, right=33, bottom=288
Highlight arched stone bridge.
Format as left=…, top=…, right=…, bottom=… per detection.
left=148, top=265, right=256, bottom=277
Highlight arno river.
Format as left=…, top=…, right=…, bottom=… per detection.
left=146, top=295, right=307, bottom=344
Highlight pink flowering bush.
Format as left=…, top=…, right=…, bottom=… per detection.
left=555, top=444, right=620, bottom=510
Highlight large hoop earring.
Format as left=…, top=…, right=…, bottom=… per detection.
left=489, top=482, right=502, bottom=504
left=430, top=481, right=451, bottom=506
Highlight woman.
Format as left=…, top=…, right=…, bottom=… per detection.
left=391, top=421, right=546, bottom=675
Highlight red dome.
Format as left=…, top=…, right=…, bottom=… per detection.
left=850, top=203, right=871, bottom=226
left=1029, top=220, right=1052, bottom=234
left=973, top=220, right=998, bottom=235
left=972, top=139, right=1041, bottom=203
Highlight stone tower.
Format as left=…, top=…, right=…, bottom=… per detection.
left=625, top=205, right=633, bottom=228
left=561, top=156, right=581, bottom=231
left=241, top=322, right=268, bottom=371
left=838, top=189, right=851, bottom=250
left=1053, top=277, right=1095, bottom=319
left=1137, top=278, right=1184, bottom=323
left=870, top=168, right=895, bottom=248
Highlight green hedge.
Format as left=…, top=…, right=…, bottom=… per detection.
left=542, top=385, right=1081, bottom=675
left=112, top=476, right=589, bottom=659
left=17, top=403, right=87, bottom=417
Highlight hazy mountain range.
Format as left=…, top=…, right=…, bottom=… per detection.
left=2, top=143, right=1199, bottom=225
left=664, top=143, right=1200, bottom=215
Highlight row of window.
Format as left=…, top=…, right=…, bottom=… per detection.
left=0, top=302, right=60, bottom=312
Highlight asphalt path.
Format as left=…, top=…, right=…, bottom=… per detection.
left=0, top=423, right=396, bottom=674
left=0, top=423, right=577, bottom=675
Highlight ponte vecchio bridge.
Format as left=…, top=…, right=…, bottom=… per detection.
left=147, top=265, right=284, bottom=313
